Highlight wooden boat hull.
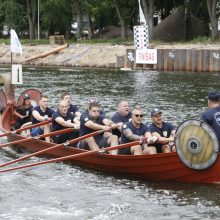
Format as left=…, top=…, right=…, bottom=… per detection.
left=1, top=105, right=220, bottom=184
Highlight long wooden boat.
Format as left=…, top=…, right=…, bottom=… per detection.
left=0, top=88, right=220, bottom=184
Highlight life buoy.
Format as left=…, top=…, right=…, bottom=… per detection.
left=175, top=119, right=219, bottom=170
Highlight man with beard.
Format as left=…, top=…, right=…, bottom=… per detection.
left=52, top=100, right=80, bottom=144
left=111, top=100, right=132, bottom=138
left=148, top=108, right=176, bottom=153
left=119, top=107, right=157, bottom=155
left=78, top=102, right=119, bottom=155
left=201, top=90, right=220, bottom=144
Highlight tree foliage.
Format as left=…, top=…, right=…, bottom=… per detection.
left=0, top=0, right=218, bottom=41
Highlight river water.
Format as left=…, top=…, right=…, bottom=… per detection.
left=0, top=68, right=220, bottom=219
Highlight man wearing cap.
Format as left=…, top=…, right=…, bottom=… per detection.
left=201, top=90, right=220, bottom=143
left=78, top=102, right=119, bottom=155
left=31, top=94, right=54, bottom=142
left=119, top=107, right=157, bottom=155
left=14, top=94, right=33, bottom=129
left=111, top=100, right=132, bottom=138
left=148, top=108, right=176, bottom=153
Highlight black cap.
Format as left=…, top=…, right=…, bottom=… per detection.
left=151, top=108, right=162, bottom=116
left=207, top=90, right=220, bottom=102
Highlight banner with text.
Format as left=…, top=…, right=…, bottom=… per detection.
left=136, top=49, right=157, bottom=64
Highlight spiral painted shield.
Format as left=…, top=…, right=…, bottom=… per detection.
left=175, top=120, right=219, bottom=170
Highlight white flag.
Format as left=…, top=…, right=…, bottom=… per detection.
left=10, top=29, right=23, bottom=55
left=138, top=0, right=146, bottom=25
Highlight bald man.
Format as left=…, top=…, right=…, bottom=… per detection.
left=51, top=100, right=79, bottom=144
left=111, top=100, right=132, bottom=138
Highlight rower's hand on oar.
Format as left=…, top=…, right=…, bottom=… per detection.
left=147, top=136, right=159, bottom=144
left=44, top=115, right=49, bottom=121
left=168, top=137, right=175, bottom=142
left=110, top=123, right=118, bottom=130
left=140, top=136, right=148, bottom=145
left=102, top=126, right=111, bottom=132
left=73, top=124, right=80, bottom=130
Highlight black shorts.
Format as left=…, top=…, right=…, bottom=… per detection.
left=78, top=136, right=109, bottom=150
left=52, top=130, right=79, bottom=144
left=118, top=147, right=132, bottom=155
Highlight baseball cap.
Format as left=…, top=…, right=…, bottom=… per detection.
left=88, top=97, right=98, bottom=104
left=207, top=90, right=220, bottom=102
left=151, top=108, right=162, bottom=116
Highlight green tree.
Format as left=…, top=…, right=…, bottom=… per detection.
left=41, top=0, right=73, bottom=37
left=141, top=0, right=155, bottom=40
left=114, top=0, right=137, bottom=39
left=0, top=0, right=27, bottom=37
left=27, top=0, right=37, bottom=39
left=207, top=0, right=219, bottom=40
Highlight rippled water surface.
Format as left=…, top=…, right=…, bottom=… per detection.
left=0, top=68, right=220, bottom=219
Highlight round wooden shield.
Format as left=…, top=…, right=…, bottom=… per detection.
left=175, top=119, right=219, bottom=170
left=17, top=89, right=42, bottom=107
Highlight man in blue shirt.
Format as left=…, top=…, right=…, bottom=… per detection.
left=148, top=108, right=176, bottom=153
left=79, top=102, right=119, bottom=155
left=111, top=100, right=132, bottom=138
left=201, top=90, right=220, bottom=144
left=61, top=92, right=81, bottom=125
left=31, top=94, right=54, bottom=142
left=120, top=107, right=157, bottom=155
left=52, top=100, right=80, bottom=144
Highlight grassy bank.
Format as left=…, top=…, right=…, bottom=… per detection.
left=1, top=35, right=218, bottom=46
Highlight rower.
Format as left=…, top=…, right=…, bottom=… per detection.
left=78, top=102, right=119, bottom=155
left=119, top=106, right=157, bottom=155
left=148, top=108, right=176, bottom=153
left=14, top=94, right=33, bottom=129
left=201, top=90, right=220, bottom=144
left=51, top=100, right=79, bottom=144
left=111, top=100, right=132, bottom=138
left=31, top=94, right=54, bottom=142
left=61, top=91, right=81, bottom=125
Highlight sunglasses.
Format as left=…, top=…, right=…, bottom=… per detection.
left=134, top=114, right=144, bottom=118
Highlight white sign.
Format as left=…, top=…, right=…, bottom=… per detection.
left=134, top=25, right=148, bottom=49
left=12, top=64, right=23, bottom=84
left=136, top=49, right=157, bottom=64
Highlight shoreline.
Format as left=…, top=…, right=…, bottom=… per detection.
left=1, top=43, right=220, bottom=72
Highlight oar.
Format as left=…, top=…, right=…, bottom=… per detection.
left=0, top=119, right=52, bottom=138
left=0, top=140, right=140, bottom=173
left=0, top=129, right=104, bottom=169
left=0, top=127, right=74, bottom=148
